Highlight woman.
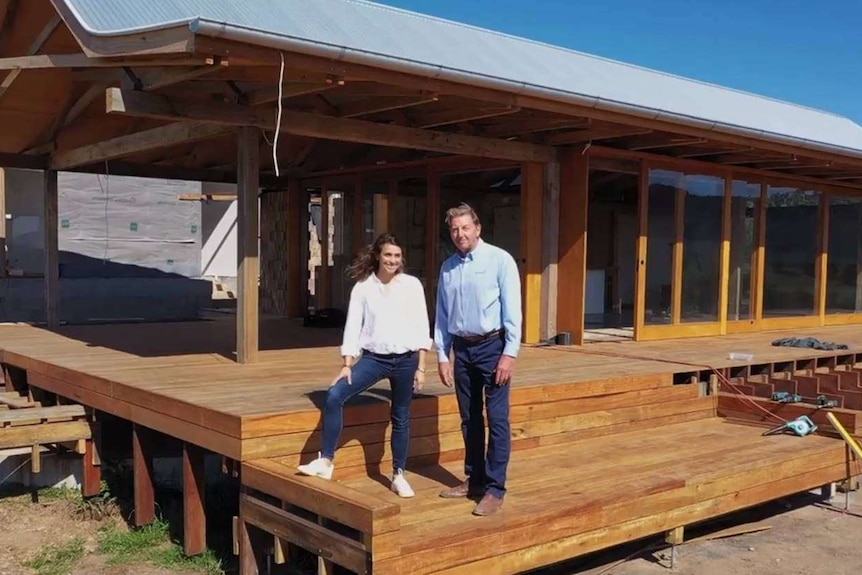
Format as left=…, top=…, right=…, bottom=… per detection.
left=298, top=233, right=431, bottom=498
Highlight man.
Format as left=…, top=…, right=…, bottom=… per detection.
left=434, top=203, right=522, bottom=517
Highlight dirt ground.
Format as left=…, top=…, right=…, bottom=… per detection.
left=0, top=487, right=860, bottom=575
left=0, top=492, right=209, bottom=575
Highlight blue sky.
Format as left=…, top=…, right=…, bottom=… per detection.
left=377, top=0, right=862, bottom=124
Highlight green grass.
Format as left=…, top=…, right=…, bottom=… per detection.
left=98, top=519, right=224, bottom=575
left=25, top=537, right=86, bottom=575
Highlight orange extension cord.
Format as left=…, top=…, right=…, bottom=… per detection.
left=525, top=342, right=789, bottom=425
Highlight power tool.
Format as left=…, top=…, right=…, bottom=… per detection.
left=771, top=392, right=802, bottom=403
left=762, top=415, right=817, bottom=437
left=816, top=395, right=839, bottom=408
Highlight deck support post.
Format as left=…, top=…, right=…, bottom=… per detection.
left=237, top=126, right=260, bottom=364
left=183, top=442, right=207, bottom=556
left=43, top=169, right=59, bottom=329
left=82, top=420, right=101, bottom=497
left=132, top=423, right=156, bottom=526
left=665, top=526, right=684, bottom=569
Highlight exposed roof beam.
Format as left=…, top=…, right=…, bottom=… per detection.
left=105, top=88, right=558, bottom=164
left=50, top=122, right=235, bottom=170
left=0, top=0, right=20, bottom=52
left=0, top=54, right=220, bottom=71
left=676, top=146, right=753, bottom=159
left=415, top=106, right=520, bottom=129
left=138, top=58, right=228, bottom=91
left=0, top=151, right=47, bottom=169
left=337, top=92, right=439, bottom=118
left=480, top=118, right=591, bottom=139
left=246, top=76, right=343, bottom=106
left=545, top=127, right=652, bottom=145
left=0, top=14, right=60, bottom=102
left=629, top=138, right=708, bottom=151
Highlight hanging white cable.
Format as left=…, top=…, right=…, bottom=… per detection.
left=272, top=52, right=285, bottom=177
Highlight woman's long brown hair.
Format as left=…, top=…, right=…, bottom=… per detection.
left=346, top=233, right=406, bottom=281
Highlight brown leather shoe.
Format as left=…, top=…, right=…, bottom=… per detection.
left=472, top=493, right=504, bottom=516
left=438, top=481, right=484, bottom=498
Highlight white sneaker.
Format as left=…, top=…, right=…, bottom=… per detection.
left=297, top=454, right=334, bottom=480
left=391, top=471, right=415, bottom=498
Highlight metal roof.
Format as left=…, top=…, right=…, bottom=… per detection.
left=58, top=0, right=862, bottom=157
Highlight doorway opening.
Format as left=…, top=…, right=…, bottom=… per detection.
left=585, top=168, right=639, bottom=342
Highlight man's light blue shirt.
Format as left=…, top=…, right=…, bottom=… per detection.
left=434, top=239, right=522, bottom=362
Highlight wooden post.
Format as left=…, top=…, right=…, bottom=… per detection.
left=237, top=127, right=260, bottom=364
left=352, top=180, right=364, bottom=256
left=0, top=167, right=6, bottom=278
left=816, top=193, right=830, bottom=321
left=132, top=424, right=155, bottom=527
left=556, top=149, right=588, bottom=345
left=387, top=179, right=398, bottom=232
left=718, top=176, right=732, bottom=334
left=425, top=172, right=440, bottom=313
left=183, top=442, right=207, bottom=556
left=753, top=184, right=767, bottom=321
left=541, top=162, right=560, bottom=341
left=239, top=519, right=261, bottom=575
left=299, top=183, right=310, bottom=314
left=634, top=163, right=648, bottom=340
left=318, top=185, right=330, bottom=308
left=44, top=170, right=59, bottom=329
left=521, top=162, right=544, bottom=344
left=287, top=179, right=303, bottom=318
left=82, top=421, right=101, bottom=498
left=671, top=177, right=686, bottom=325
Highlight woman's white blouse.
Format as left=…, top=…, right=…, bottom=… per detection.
left=340, top=272, right=433, bottom=357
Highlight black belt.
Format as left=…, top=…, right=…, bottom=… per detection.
left=363, top=349, right=416, bottom=359
left=456, top=329, right=503, bottom=343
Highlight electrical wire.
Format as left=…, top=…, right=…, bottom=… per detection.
left=272, top=52, right=285, bottom=177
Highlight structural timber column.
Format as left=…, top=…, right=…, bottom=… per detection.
left=521, top=162, right=544, bottom=344
left=556, top=149, right=589, bottom=345
left=44, top=170, right=59, bottom=329
left=287, top=179, right=303, bottom=318
left=541, top=162, right=560, bottom=341
left=0, top=168, right=6, bottom=278
left=237, top=127, right=260, bottom=364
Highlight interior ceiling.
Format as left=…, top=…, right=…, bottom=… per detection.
left=1, top=0, right=862, bottom=188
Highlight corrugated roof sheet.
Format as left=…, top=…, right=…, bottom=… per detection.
left=59, top=0, right=862, bottom=155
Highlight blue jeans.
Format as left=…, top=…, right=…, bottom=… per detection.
left=453, top=334, right=510, bottom=498
left=321, top=351, right=418, bottom=473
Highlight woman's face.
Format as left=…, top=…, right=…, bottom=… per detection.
left=377, top=243, right=403, bottom=275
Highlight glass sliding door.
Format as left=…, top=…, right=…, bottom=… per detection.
left=641, top=168, right=724, bottom=337
left=827, top=195, right=862, bottom=315
left=762, top=187, right=819, bottom=318
left=727, top=181, right=761, bottom=322
left=681, top=174, right=723, bottom=323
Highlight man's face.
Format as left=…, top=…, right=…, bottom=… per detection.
left=449, top=214, right=481, bottom=254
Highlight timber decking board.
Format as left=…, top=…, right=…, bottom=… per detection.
left=0, top=318, right=860, bottom=460
left=250, top=418, right=854, bottom=575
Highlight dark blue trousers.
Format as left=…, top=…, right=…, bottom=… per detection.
left=453, top=334, right=510, bottom=498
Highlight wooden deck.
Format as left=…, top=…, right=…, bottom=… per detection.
left=254, top=419, right=851, bottom=575
left=2, top=319, right=862, bottom=573
left=1, top=318, right=862, bottom=462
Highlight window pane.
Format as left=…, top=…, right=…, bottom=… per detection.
left=681, top=174, right=723, bottom=322
left=728, top=181, right=760, bottom=321
left=827, top=196, right=862, bottom=314
left=763, top=186, right=819, bottom=317
left=644, top=169, right=677, bottom=325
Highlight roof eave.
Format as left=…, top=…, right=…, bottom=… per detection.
left=190, top=19, right=862, bottom=165
left=51, top=0, right=196, bottom=58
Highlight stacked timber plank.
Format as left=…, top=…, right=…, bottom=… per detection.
left=0, top=392, right=91, bottom=452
